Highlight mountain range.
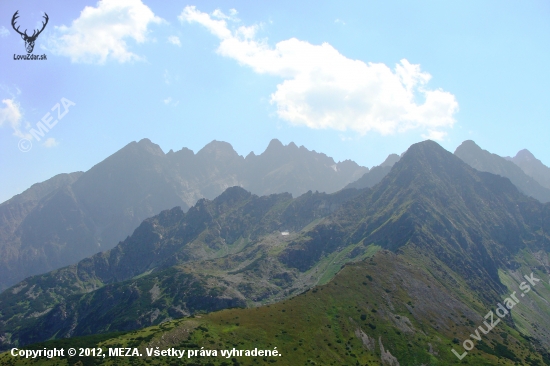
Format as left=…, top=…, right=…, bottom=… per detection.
left=0, top=139, right=368, bottom=291
left=1, top=140, right=549, bottom=365
left=455, top=140, right=550, bottom=203
left=3, top=137, right=549, bottom=295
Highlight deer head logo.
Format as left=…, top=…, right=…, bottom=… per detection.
left=11, top=11, right=49, bottom=54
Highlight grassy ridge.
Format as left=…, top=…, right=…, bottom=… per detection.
left=1, top=251, right=545, bottom=366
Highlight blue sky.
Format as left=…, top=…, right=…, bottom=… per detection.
left=1, top=0, right=549, bottom=202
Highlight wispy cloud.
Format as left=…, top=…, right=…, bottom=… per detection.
left=163, top=69, right=179, bottom=85
left=0, top=26, right=9, bottom=37
left=421, top=129, right=448, bottom=141
left=43, top=137, right=59, bottom=147
left=47, top=0, right=164, bottom=64
left=163, top=97, right=179, bottom=106
left=180, top=6, right=458, bottom=137
left=0, top=99, right=29, bottom=138
left=168, top=35, right=181, bottom=47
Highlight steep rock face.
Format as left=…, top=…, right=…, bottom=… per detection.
left=455, top=140, right=550, bottom=203
left=0, top=139, right=367, bottom=291
left=507, top=149, right=550, bottom=190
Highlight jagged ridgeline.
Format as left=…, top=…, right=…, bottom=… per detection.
left=0, top=138, right=369, bottom=292
left=1, top=140, right=550, bottom=365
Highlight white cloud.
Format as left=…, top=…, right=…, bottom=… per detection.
left=211, top=9, right=227, bottom=20
left=43, top=137, right=59, bottom=147
left=168, top=35, right=181, bottom=47
left=163, top=97, right=179, bottom=106
left=163, top=69, right=179, bottom=85
left=47, top=0, right=164, bottom=64
left=0, top=99, right=28, bottom=138
left=0, top=26, right=9, bottom=37
left=180, top=7, right=458, bottom=137
left=0, top=84, right=22, bottom=98
left=334, top=19, right=346, bottom=25
left=421, top=129, right=447, bottom=141
left=179, top=6, right=233, bottom=39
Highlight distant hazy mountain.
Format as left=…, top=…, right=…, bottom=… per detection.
left=2, top=140, right=549, bottom=364
left=243, top=139, right=367, bottom=196
left=344, top=153, right=400, bottom=190
left=454, top=140, right=550, bottom=203
left=0, top=139, right=367, bottom=291
left=0, top=172, right=83, bottom=246
left=0, top=172, right=84, bottom=284
left=506, top=149, right=550, bottom=190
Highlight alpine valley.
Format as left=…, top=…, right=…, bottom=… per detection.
left=1, top=139, right=550, bottom=366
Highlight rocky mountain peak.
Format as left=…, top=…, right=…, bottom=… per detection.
left=514, top=149, right=536, bottom=162
left=379, top=153, right=400, bottom=168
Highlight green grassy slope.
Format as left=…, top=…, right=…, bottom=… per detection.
left=2, top=251, right=548, bottom=366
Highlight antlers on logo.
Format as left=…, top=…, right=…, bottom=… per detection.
left=11, top=10, right=49, bottom=54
